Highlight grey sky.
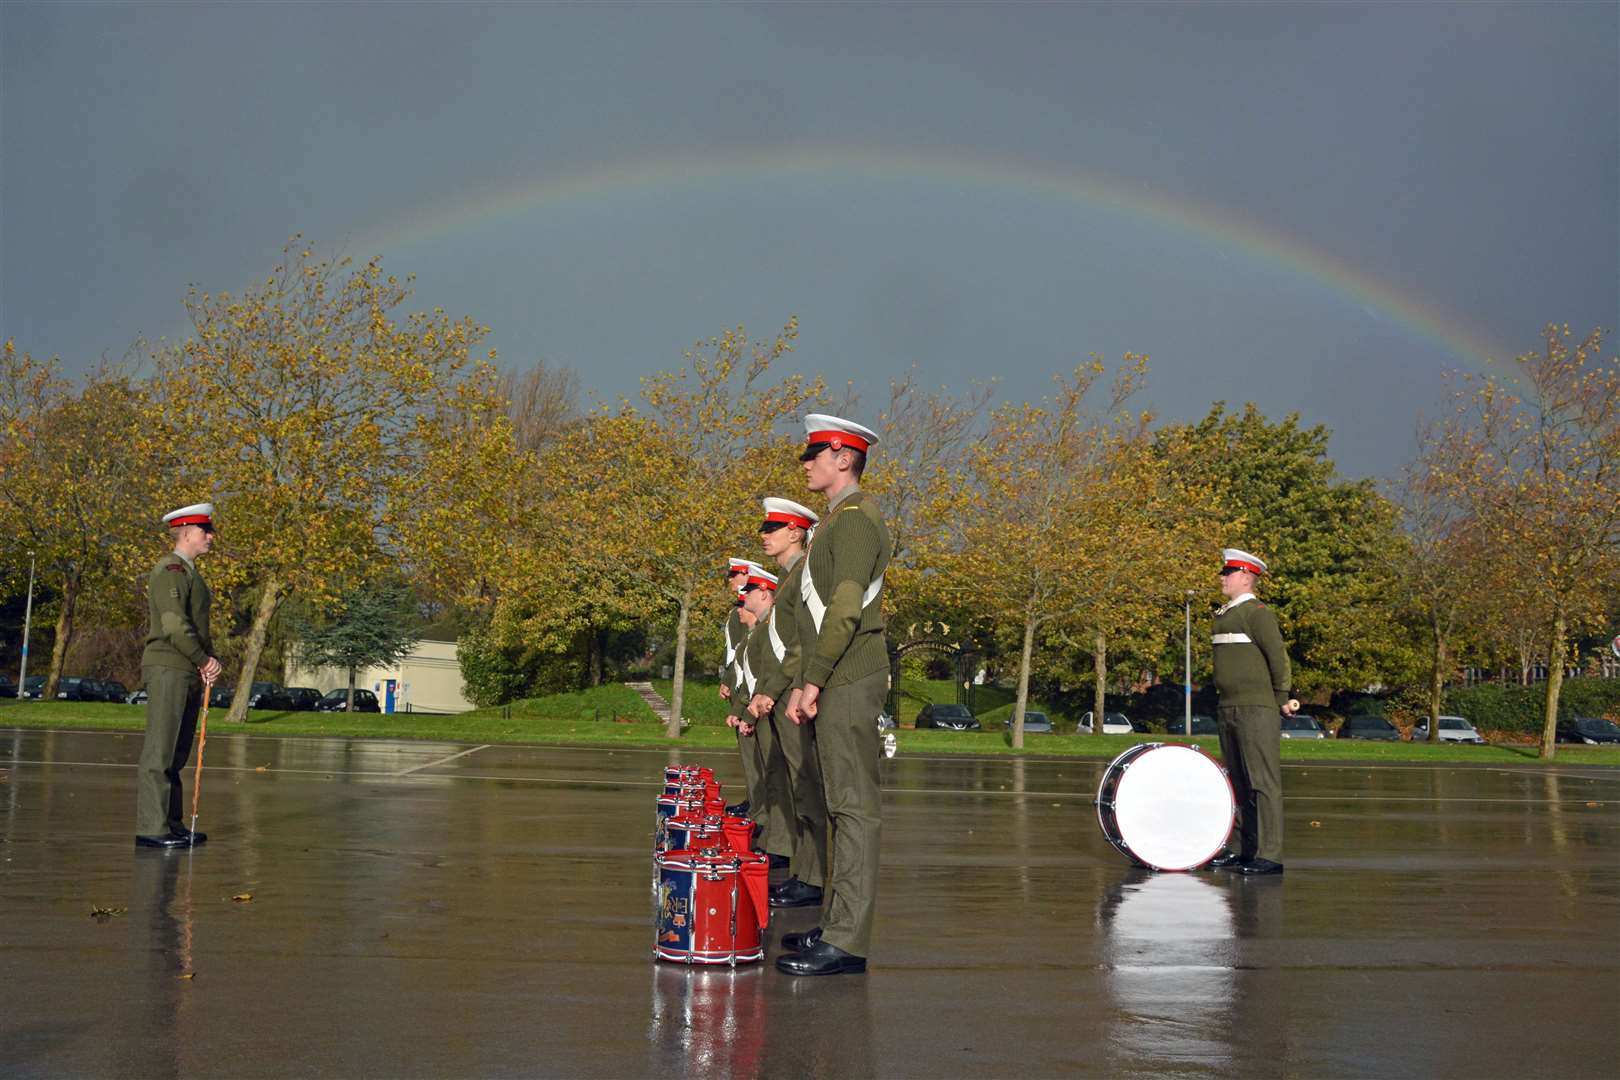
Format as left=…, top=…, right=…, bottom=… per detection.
left=3, top=1, right=1615, bottom=477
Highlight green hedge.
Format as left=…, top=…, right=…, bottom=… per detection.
left=1442, top=678, right=1620, bottom=735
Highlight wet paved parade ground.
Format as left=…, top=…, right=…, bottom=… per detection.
left=2, top=727, right=1617, bottom=1079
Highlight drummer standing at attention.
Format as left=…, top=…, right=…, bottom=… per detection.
left=729, top=567, right=792, bottom=868
left=135, top=503, right=223, bottom=849
left=719, top=558, right=758, bottom=818
left=779, top=414, right=891, bottom=976
left=1209, top=548, right=1298, bottom=876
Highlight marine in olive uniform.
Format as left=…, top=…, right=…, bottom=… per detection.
left=728, top=567, right=793, bottom=866
left=778, top=415, right=891, bottom=976
left=134, top=503, right=222, bottom=849
left=1209, top=548, right=1299, bottom=876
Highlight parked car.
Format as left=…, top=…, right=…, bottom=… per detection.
left=96, top=679, right=130, bottom=703
left=243, top=682, right=281, bottom=709
left=208, top=685, right=234, bottom=708
left=915, top=703, right=980, bottom=730
left=55, top=676, right=100, bottom=701
left=1410, top=715, right=1486, bottom=744
left=1555, top=716, right=1620, bottom=745
left=21, top=676, right=46, bottom=699
left=1338, top=714, right=1400, bottom=740
left=1013, top=710, right=1054, bottom=734
left=0, top=674, right=16, bottom=698
left=877, top=711, right=897, bottom=730
left=1280, top=713, right=1328, bottom=739
left=1184, top=714, right=1218, bottom=736
left=258, top=686, right=323, bottom=712
left=127, top=687, right=149, bottom=705
left=1076, top=710, right=1133, bottom=735
left=316, top=688, right=380, bottom=713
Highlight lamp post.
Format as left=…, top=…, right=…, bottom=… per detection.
left=1184, top=590, right=1195, bottom=736
left=18, top=550, right=36, bottom=698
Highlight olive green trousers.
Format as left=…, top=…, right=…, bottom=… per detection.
left=136, top=665, right=203, bottom=836
left=748, top=708, right=795, bottom=858
left=811, top=669, right=887, bottom=958
left=769, top=700, right=828, bottom=887
left=1217, top=704, right=1284, bottom=862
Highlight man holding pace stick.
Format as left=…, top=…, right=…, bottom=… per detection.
left=779, top=415, right=891, bottom=976
left=134, top=502, right=221, bottom=849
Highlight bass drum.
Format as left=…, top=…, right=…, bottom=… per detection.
left=1095, top=743, right=1235, bottom=871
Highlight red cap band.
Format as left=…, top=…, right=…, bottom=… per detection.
left=1223, top=558, right=1265, bottom=575
left=806, top=429, right=870, bottom=454
left=764, top=510, right=813, bottom=530
left=168, top=514, right=211, bottom=528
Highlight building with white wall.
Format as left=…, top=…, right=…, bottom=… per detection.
left=283, top=639, right=474, bottom=714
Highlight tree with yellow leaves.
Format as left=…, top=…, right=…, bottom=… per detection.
left=0, top=342, right=164, bottom=698
left=152, top=241, right=511, bottom=722
left=1427, top=325, right=1620, bottom=757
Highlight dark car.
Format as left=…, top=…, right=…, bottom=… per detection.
left=22, top=676, right=46, bottom=699
left=0, top=674, right=16, bottom=698
left=1012, top=710, right=1053, bottom=734
left=1177, top=714, right=1217, bottom=736
left=316, top=688, right=380, bottom=713
left=915, top=703, right=980, bottom=730
left=55, top=676, right=100, bottom=701
left=1555, top=717, right=1620, bottom=745
left=1338, top=714, right=1400, bottom=740
left=259, top=686, right=323, bottom=712
left=96, top=679, right=130, bottom=703
left=1280, top=713, right=1328, bottom=740
left=208, top=685, right=234, bottom=708
left=244, top=682, right=281, bottom=709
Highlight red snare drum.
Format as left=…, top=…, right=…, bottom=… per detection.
left=655, top=849, right=770, bottom=964
left=721, top=815, right=755, bottom=855
left=662, top=813, right=727, bottom=856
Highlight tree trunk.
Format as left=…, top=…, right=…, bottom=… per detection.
left=589, top=629, right=604, bottom=688
left=1539, top=608, right=1566, bottom=760
left=43, top=571, right=80, bottom=701
left=1091, top=626, right=1107, bottom=736
left=225, top=576, right=286, bottom=724
left=346, top=665, right=356, bottom=713
left=1427, top=618, right=1445, bottom=743
left=667, top=590, right=690, bottom=739
left=1011, top=616, right=1035, bottom=750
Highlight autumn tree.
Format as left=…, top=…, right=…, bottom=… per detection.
left=0, top=342, right=165, bottom=698
left=153, top=241, right=510, bottom=723
left=291, top=580, right=421, bottom=711
left=1428, top=325, right=1620, bottom=757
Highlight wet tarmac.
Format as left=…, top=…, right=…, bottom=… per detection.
left=2, top=727, right=1617, bottom=1078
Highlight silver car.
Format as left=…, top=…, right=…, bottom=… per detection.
left=1280, top=713, right=1327, bottom=739
left=1410, top=715, right=1486, bottom=744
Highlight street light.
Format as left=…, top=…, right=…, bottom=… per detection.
left=18, top=550, right=36, bottom=698
left=1184, top=589, right=1195, bottom=737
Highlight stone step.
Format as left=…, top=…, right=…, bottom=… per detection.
left=624, top=680, right=672, bottom=722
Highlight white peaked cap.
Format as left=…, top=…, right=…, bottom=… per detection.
left=743, top=567, right=779, bottom=590
left=801, top=413, right=879, bottom=454
left=1222, top=548, right=1268, bottom=575
left=761, top=497, right=819, bottom=528
left=162, top=503, right=215, bottom=529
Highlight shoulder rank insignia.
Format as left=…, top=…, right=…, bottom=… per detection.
left=164, top=564, right=186, bottom=573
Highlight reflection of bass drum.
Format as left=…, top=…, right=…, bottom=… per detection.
left=1095, top=743, right=1235, bottom=871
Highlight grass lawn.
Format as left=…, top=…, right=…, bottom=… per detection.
left=4, top=695, right=1617, bottom=766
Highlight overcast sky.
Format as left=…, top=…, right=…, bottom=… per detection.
left=3, top=1, right=1615, bottom=477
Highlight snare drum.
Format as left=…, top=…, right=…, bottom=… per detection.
left=1095, top=743, right=1235, bottom=871
left=665, top=765, right=714, bottom=784
left=661, top=813, right=727, bottom=856
left=720, top=815, right=755, bottom=855
left=663, top=778, right=723, bottom=801
left=654, top=849, right=770, bottom=964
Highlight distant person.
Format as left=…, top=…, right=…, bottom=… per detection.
left=1208, top=548, right=1298, bottom=875
left=134, top=503, right=222, bottom=849
left=780, top=414, right=891, bottom=976
left=729, top=567, right=790, bottom=867
left=720, top=558, right=759, bottom=818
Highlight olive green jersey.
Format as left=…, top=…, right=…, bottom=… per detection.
left=755, top=551, right=803, bottom=703
left=141, top=552, right=213, bottom=672
left=795, top=486, right=891, bottom=690
left=1212, top=594, right=1291, bottom=709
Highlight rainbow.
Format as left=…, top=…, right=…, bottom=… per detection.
left=359, top=143, right=1508, bottom=370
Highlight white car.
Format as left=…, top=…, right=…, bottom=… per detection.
left=1076, top=710, right=1134, bottom=735
left=1410, top=715, right=1486, bottom=744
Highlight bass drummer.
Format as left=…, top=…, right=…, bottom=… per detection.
left=1207, top=548, right=1298, bottom=876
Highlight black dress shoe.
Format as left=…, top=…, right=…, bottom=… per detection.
left=770, top=878, right=824, bottom=908
left=1204, top=851, right=1246, bottom=869
left=780, top=926, right=822, bottom=951
left=776, top=939, right=866, bottom=975
left=169, top=828, right=208, bottom=846
left=725, top=801, right=751, bottom=817
left=766, top=853, right=790, bottom=870
left=1236, top=857, right=1284, bottom=875
left=135, top=834, right=189, bottom=849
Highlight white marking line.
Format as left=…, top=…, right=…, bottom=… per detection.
left=392, top=744, right=491, bottom=777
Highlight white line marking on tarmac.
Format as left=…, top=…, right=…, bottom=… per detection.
left=392, top=744, right=490, bottom=776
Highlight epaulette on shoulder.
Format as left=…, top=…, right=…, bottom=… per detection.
left=163, top=563, right=186, bottom=573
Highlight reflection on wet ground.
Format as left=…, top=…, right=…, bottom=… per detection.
left=1, top=729, right=1616, bottom=1077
